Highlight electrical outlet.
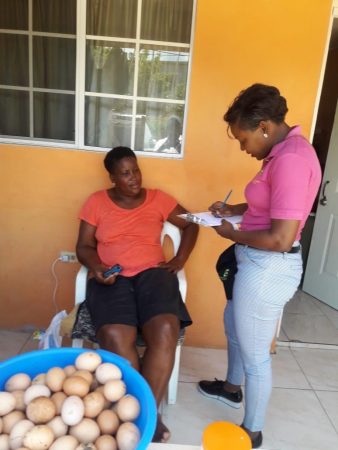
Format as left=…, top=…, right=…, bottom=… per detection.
left=59, top=251, right=78, bottom=263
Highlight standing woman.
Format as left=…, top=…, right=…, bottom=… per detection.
left=198, top=84, right=321, bottom=448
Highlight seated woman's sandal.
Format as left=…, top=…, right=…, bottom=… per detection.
left=152, top=413, right=171, bottom=443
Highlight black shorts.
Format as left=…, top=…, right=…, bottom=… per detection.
left=86, top=268, right=192, bottom=333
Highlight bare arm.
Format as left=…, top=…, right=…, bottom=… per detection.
left=159, top=204, right=199, bottom=272
left=214, top=218, right=300, bottom=252
left=76, top=220, right=118, bottom=284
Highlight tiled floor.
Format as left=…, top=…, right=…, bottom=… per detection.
left=163, top=346, right=338, bottom=450
left=1, top=329, right=338, bottom=449
left=280, top=289, right=338, bottom=345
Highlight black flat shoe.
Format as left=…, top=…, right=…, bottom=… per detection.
left=197, top=378, right=243, bottom=409
left=240, top=425, right=263, bottom=449
left=251, top=431, right=263, bottom=448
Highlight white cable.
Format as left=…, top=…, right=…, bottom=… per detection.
left=51, top=258, right=60, bottom=314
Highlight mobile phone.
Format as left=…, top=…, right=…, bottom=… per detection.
left=103, top=264, right=123, bottom=278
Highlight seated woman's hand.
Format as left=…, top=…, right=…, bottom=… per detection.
left=92, top=264, right=119, bottom=285
left=158, top=255, right=185, bottom=273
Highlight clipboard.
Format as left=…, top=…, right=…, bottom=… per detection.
left=178, top=212, right=242, bottom=229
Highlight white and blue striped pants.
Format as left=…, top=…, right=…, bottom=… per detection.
left=224, top=244, right=303, bottom=431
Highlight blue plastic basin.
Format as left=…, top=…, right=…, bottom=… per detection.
left=0, top=348, right=157, bottom=449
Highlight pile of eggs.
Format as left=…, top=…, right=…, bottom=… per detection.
left=0, top=351, right=142, bottom=450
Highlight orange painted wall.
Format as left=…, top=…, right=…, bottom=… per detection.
left=0, top=0, right=332, bottom=347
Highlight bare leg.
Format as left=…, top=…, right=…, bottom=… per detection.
left=97, top=324, right=140, bottom=371
left=141, top=313, right=180, bottom=442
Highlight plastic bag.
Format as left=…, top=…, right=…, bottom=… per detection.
left=38, top=310, right=68, bottom=349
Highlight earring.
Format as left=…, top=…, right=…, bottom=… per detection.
left=263, top=132, right=268, bottom=138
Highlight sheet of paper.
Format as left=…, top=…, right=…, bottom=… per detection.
left=178, top=212, right=242, bottom=228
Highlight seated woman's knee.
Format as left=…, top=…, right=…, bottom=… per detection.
left=98, top=324, right=136, bottom=349
left=144, top=315, right=179, bottom=349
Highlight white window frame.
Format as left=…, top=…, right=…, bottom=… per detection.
left=0, top=0, right=197, bottom=159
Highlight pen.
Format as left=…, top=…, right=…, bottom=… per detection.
left=221, top=189, right=233, bottom=207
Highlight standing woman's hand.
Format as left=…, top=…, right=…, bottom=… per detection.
left=209, top=202, right=248, bottom=217
left=213, top=219, right=235, bottom=239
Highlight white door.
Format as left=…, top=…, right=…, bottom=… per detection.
left=303, top=102, right=338, bottom=310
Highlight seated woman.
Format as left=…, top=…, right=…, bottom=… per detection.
left=76, top=146, right=199, bottom=442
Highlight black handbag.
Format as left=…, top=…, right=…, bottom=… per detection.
left=216, top=243, right=238, bottom=300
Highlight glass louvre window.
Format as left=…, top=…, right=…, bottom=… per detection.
left=0, top=0, right=195, bottom=156
left=0, top=0, right=76, bottom=142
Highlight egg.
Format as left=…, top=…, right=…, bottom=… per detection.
left=73, top=370, right=94, bottom=386
left=32, top=374, right=47, bottom=385
left=63, top=376, right=90, bottom=398
left=26, top=397, right=56, bottom=424
left=24, top=385, right=51, bottom=405
left=64, top=366, right=76, bottom=377
left=103, top=379, right=126, bottom=402
left=0, top=392, right=16, bottom=416
left=49, top=435, right=78, bottom=450
left=96, top=410, right=119, bottom=435
left=116, top=422, right=140, bottom=450
left=69, top=418, right=100, bottom=444
left=0, top=417, right=2, bottom=433
left=93, top=387, right=111, bottom=410
left=95, top=435, right=117, bottom=450
left=95, top=363, right=122, bottom=384
left=23, top=424, right=54, bottom=450
left=2, top=411, right=25, bottom=434
left=11, top=391, right=26, bottom=412
left=47, top=416, right=68, bottom=438
left=9, top=419, right=34, bottom=449
left=83, top=391, right=105, bottom=418
left=5, top=374, right=31, bottom=392
left=75, top=444, right=97, bottom=450
left=46, top=367, right=66, bottom=392
left=75, top=352, right=102, bottom=372
left=61, top=395, right=84, bottom=426
left=51, top=392, right=67, bottom=415
left=0, top=434, right=10, bottom=450
left=115, top=395, right=140, bottom=422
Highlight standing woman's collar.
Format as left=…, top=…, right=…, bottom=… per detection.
left=260, top=125, right=302, bottom=170
left=267, top=125, right=302, bottom=162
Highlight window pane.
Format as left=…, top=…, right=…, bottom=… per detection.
left=136, top=101, right=184, bottom=154
left=0, top=89, right=29, bottom=137
left=86, top=0, right=137, bottom=38
left=33, top=0, right=76, bottom=34
left=86, top=41, right=135, bottom=95
left=138, top=46, right=189, bottom=100
left=33, top=37, right=76, bottom=90
left=141, top=0, right=193, bottom=43
left=34, top=93, right=75, bottom=141
left=0, top=0, right=28, bottom=30
left=85, top=97, right=132, bottom=148
left=0, top=34, right=28, bottom=86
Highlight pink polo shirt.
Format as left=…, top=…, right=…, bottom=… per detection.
left=240, top=126, right=322, bottom=240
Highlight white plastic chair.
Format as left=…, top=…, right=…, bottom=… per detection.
left=73, top=221, right=187, bottom=405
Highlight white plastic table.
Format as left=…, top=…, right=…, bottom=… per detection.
left=148, top=444, right=268, bottom=449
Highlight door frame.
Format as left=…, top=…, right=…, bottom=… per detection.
left=310, top=1, right=338, bottom=141
left=303, top=2, right=338, bottom=285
